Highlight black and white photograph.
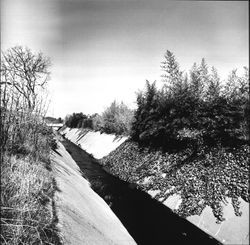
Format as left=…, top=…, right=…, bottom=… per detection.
left=0, top=0, right=249, bottom=244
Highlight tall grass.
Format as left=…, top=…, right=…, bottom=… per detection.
left=1, top=46, right=61, bottom=244
left=1, top=155, right=61, bottom=244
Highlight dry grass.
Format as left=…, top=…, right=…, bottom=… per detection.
left=1, top=45, right=61, bottom=244
left=0, top=154, right=61, bottom=244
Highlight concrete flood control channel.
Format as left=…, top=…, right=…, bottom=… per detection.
left=60, top=138, right=222, bottom=245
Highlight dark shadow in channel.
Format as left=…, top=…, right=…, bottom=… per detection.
left=61, top=138, right=222, bottom=245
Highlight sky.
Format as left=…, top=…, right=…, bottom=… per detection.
left=1, top=0, right=249, bottom=118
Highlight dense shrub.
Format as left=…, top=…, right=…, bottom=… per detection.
left=131, top=51, right=249, bottom=150
left=100, top=101, right=134, bottom=135
left=100, top=50, right=249, bottom=225
left=65, top=112, right=87, bottom=128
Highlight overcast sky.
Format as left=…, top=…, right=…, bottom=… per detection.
left=1, top=0, right=249, bottom=118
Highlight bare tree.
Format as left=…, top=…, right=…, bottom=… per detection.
left=0, top=46, right=51, bottom=152
left=1, top=46, right=51, bottom=111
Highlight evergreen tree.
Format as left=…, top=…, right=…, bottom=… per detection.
left=205, top=66, right=221, bottom=101
left=161, top=50, right=184, bottom=95
left=189, top=59, right=209, bottom=100
left=131, top=81, right=159, bottom=142
left=132, top=50, right=249, bottom=149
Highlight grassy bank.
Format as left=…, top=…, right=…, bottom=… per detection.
left=0, top=46, right=61, bottom=244
left=101, top=140, right=249, bottom=223
left=0, top=123, right=61, bottom=244
left=1, top=154, right=61, bottom=244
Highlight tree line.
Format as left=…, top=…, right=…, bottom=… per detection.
left=64, top=101, right=134, bottom=135
left=131, top=51, right=249, bottom=150
left=65, top=50, right=249, bottom=151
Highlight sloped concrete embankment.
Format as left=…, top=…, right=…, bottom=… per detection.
left=50, top=140, right=136, bottom=245
left=60, top=138, right=222, bottom=245
left=59, top=127, right=249, bottom=245
left=60, top=127, right=127, bottom=159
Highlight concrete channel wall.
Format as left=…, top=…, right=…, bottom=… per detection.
left=51, top=139, right=136, bottom=245
left=59, top=127, right=249, bottom=245
left=60, top=127, right=127, bottom=159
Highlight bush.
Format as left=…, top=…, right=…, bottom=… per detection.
left=65, top=112, right=87, bottom=128
left=131, top=51, right=249, bottom=150
left=65, top=101, right=134, bottom=136
left=100, top=101, right=134, bottom=135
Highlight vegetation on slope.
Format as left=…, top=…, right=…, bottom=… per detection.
left=101, top=141, right=249, bottom=223
left=101, top=50, right=249, bottom=223
left=131, top=51, right=249, bottom=150
left=62, top=49, right=249, bottom=224
left=0, top=46, right=61, bottom=244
